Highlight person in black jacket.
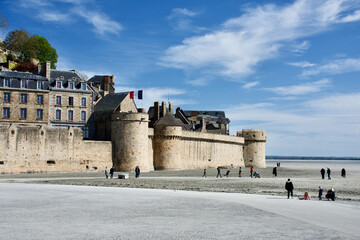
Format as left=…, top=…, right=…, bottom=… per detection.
left=135, top=166, right=140, bottom=178
left=285, top=179, right=294, bottom=199
left=320, top=168, right=325, bottom=179
left=326, top=188, right=335, bottom=201
left=327, top=168, right=331, bottom=180
left=110, top=166, right=115, bottom=179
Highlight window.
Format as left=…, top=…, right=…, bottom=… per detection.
left=81, top=97, right=86, bottom=107
left=56, top=96, right=61, bottom=105
left=81, top=111, right=86, bottom=121
left=4, top=79, right=10, bottom=87
left=20, top=94, right=27, bottom=104
left=68, top=110, right=73, bottom=121
left=4, top=92, right=10, bottom=103
left=68, top=96, right=74, bottom=106
left=81, top=83, right=87, bottom=90
left=20, top=108, right=27, bottom=119
left=21, top=80, right=28, bottom=88
left=36, top=109, right=43, bottom=120
left=69, top=82, right=74, bottom=89
left=56, top=81, right=62, bottom=88
left=37, top=95, right=43, bottom=105
left=37, top=81, right=44, bottom=89
left=3, top=107, right=10, bottom=118
left=56, top=109, right=61, bottom=120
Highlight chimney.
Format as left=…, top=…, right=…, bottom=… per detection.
left=154, top=102, right=160, bottom=122
left=161, top=101, right=166, bottom=118
left=200, top=117, right=207, bottom=133
left=103, top=76, right=110, bottom=91
left=42, top=61, right=51, bottom=79
left=169, top=103, right=173, bottom=114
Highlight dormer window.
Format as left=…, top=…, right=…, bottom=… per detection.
left=37, top=81, right=44, bottom=90
left=4, top=79, right=10, bottom=87
left=69, top=82, right=74, bottom=89
left=56, top=81, right=62, bottom=88
left=81, top=83, right=87, bottom=90
left=21, top=80, right=28, bottom=89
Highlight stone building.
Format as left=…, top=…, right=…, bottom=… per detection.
left=48, top=68, right=93, bottom=131
left=87, top=75, right=115, bottom=103
left=181, top=110, right=230, bottom=134
left=0, top=71, right=49, bottom=125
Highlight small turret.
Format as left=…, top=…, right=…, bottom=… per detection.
left=238, top=129, right=266, bottom=168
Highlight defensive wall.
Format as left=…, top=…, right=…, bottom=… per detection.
left=0, top=113, right=266, bottom=174
left=0, top=124, right=112, bottom=174
left=112, top=112, right=266, bottom=172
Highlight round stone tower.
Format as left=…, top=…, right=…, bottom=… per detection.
left=240, top=129, right=266, bottom=168
left=111, top=112, right=153, bottom=172
left=153, top=112, right=184, bottom=170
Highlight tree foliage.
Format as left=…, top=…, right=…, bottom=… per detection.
left=33, top=35, right=58, bottom=69
left=3, top=29, right=58, bottom=69
left=3, top=29, right=38, bottom=62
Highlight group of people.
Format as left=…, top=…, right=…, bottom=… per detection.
left=320, top=167, right=346, bottom=179
left=104, top=166, right=115, bottom=179
left=104, top=166, right=141, bottom=179
left=210, top=166, right=258, bottom=178
left=285, top=178, right=336, bottom=201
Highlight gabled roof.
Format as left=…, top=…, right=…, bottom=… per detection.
left=50, top=70, right=84, bottom=84
left=94, top=92, right=129, bottom=112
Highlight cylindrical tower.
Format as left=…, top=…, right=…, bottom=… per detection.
left=111, top=112, right=153, bottom=172
left=240, top=129, right=266, bottom=168
left=154, top=125, right=183, bottom=170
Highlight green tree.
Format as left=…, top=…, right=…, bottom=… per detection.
left=33, top=35, right=58, bottom=69
left=3, top=29, right=38, bottom=62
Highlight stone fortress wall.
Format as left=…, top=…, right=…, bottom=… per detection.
left=0, top=124, right=112, bottom=174
left=111, top=111, right=266, bottom=172
left=0, top=110, right=266, bottom=174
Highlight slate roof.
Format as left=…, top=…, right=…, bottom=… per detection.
left=49, top=70, right=89, bottom=90
left=182, top=110, right=230, bottom=124
left=94, top=92, right=129, bottom=112
left=87, top=75, right=106, bottom=85
left=154, top=112, right=188, bottom=129
left=0, top=70, right=49, bottom=90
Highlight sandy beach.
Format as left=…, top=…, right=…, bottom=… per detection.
left=1, top=160, right=360, bottom=201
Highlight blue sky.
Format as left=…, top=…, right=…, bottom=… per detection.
left=1, top=0, right=360, bottom=157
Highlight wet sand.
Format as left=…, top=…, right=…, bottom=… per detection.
left=1, top=160, right=359, bottom=201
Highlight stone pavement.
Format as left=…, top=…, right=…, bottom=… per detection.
left=1, top=183, right=359, bottom=239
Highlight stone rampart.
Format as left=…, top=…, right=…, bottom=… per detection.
left=0, top=124, right=112, bottom=174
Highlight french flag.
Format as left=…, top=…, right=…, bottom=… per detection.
left=130, top=90, right=143, bottom=100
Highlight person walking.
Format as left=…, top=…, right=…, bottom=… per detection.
left=341, top=168, right=346, bottom=178
left=320, top=168, right=325, bottom=179
left=285, top=178, right=294, bottom=199
left=216, top=167, right=222, bottom=178
left=135, top=165, right=140, bottom=178
left=202, top=169, right=207, bottom=178
left=105, top=167, right=109, bottom=179
left=327, top=168, right=331, bottom=180
left=225, top=170, right=230, bottom=177
left=318, top=186, right=323, bottom=200
left=238, top=167, right=242, bottom=177
left=250, top=167, right=254, bottom=178
left=110, top=166, right=115, bottom=179
left=273, top=167, right=277, bottom=178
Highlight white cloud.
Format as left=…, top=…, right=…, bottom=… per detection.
left=243, top=81, right=260, bottom=89
left=161, top=0, right=360, bottom=78
left=301, top=58, right=360, bottom=77
left=186, top=77, right=209, bottom=86
left=225, top=92, right=360, bottom=156
left=264, top=79, right=330, bottom=96
left=17, top=0, right=122, bottom=35
left=170, top=8, right=198, bottom=18
left=338, top=10, right=360, bottom=22
left=287, top=61, right=316, bottom=68
left=168, top=8, right=201, bottom=31
left=38, top=12, right=71, bottom=22
left=291, top=40, right=311, bottom=55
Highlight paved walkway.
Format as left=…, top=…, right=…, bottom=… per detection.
left=1, top=183, right=359, bottom=239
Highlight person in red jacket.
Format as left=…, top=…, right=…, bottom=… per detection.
left=250, top=167, right=254, bottom=178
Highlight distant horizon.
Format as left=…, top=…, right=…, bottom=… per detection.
left=267, top=155, right=360, bottom=160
